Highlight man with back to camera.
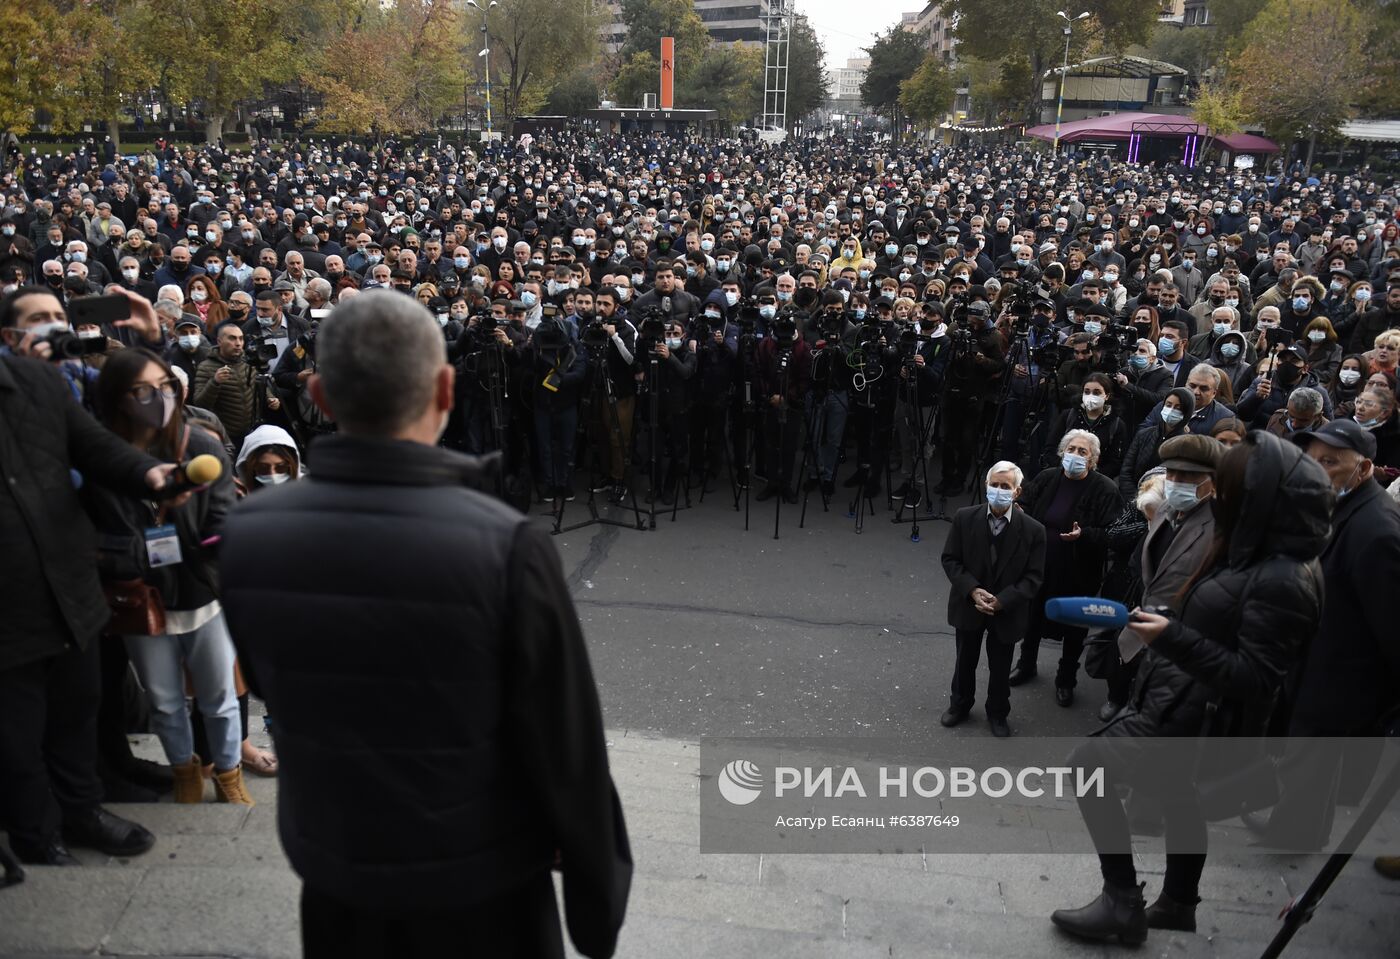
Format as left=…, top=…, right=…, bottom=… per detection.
left=940, top=461, right=1047, bottom=738
left=219, top=290, right=631, bottom=958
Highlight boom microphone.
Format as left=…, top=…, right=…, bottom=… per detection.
left=1043, top=596, right=1130, bottom=630
left=158, top=453, right=224, bottom=496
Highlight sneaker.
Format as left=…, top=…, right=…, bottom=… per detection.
left=562, top=486, right=576, bottom=502
left=610, top=482, right=627, bottom=504
left=591, top=480, right=611, bottom=493
left=905, top=488, right=922, bottom=509
left=892, top=482, right=911, bottom=500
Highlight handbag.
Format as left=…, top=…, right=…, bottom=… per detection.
left=101, top=427, right=190, bottom=637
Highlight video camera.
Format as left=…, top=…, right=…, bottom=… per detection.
left=244, top=336, right=279, bottom=371
left=40, top=328, right=107, bottom=360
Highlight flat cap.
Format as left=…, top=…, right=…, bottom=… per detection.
left=1158, top=433, right=1223, bottom=473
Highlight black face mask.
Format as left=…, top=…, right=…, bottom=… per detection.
left=228, top=307, right=248, bottom=321
left=1277, top=363, right=1303, bottom=385
left=170, top=261, right=189, bottom=273
left=325, top=271, right=344, bottom=284
left=45, top=274, right=63, bottom=287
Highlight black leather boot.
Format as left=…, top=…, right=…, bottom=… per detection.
left=1145, top=890, right=1199, bottom=932
left=1051, top=881, right=1148, bottom=944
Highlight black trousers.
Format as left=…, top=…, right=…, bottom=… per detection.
left=949, top=628, right=1014, bottom=719
left=1069, top=737, right=1207, bottom=901
left=0, top=640, right=104, bottom=845
left=1016, top=592, right=1089, bottom=689
left=301, top=872, right=564, bottom=959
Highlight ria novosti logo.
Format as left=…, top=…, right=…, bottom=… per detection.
left=717, top=759, right=764, bottom=805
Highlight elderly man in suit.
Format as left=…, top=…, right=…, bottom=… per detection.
left=1115, top=434, right=1221, bottom=673
left=940, top=460, right=1047, bottom=737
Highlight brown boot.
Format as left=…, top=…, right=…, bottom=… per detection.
left=212, top=765, right=255, bottom=806
left=171, top=755, right=206, bottom=804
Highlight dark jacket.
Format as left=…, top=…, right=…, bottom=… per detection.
left=1288, top=477, right=1400, bottom=733
left=220, top=436, right=631, bottom=954
left=1113, top=361, right=1172, bottom=433
left=1102, top=432, right=1329, bottom=741
left=1118, top=497, right=1215, bottom=658
left=86, top=425, right=233, bottom=611
left=1019, top=467, right=1122, bottom=594
left=1236, top=370, right=1334, bottom=428
left=1118, top=419, right=1188, bottom=500
left=0, top=356, right=159, bottom=669
left=193, top=354, right=259, bottom=445
left=941, top=503, right=1047, bottom=644
left=1044, top=406, right=1128, bottom=481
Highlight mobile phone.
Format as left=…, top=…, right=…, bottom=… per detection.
left=67, top=293, right=130, bottom=328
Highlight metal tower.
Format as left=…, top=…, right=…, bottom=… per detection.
left=761, top=0, right=792, bottom=139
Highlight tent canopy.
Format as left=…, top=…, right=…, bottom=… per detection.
left=1026, top=111, right=1279, bottom=153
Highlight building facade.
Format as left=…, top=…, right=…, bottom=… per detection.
left=601, top=0, right=775, bottom=53
left=904, top=2, right=956, bottom=63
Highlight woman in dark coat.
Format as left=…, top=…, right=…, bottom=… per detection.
left=1043, top=373, right=1128, bottom=482
left=1051, top=431, right=1330, bottom=944
left=1010, top=428, right=1123, bottom=705
left=1117, top=387, right=1195, bottom=500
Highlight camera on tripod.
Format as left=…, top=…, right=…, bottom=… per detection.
left=581, top=318, right=610, bottom=353
left=244, top=336, right=279, bottom=371
left=636, top=310, right=667, bottom=356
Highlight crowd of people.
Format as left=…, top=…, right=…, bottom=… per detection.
left=2, top=129, right=1399, bottom=952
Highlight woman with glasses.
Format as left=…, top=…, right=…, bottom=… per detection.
left=90, top=348, right=252, bottom=806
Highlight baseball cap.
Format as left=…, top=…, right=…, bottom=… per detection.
left=1292, top=419, right=1377, bottom=459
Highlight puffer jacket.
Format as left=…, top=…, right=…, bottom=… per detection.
left=1102, top=431, right=1330, bottom=741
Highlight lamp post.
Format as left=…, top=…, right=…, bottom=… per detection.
left=1053, top=10, right=1089, bottom=156
left=466, top=0, right=497, bottom=141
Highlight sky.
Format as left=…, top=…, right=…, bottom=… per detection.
left=796, top=0, right=919, bottom=68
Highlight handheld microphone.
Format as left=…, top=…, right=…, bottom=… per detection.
left=158, top=453, right=224, bottom=496
left=1043, top=596, right=1130, bottom=630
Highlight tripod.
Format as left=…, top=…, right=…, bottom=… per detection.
left=641, top=347, right=689, bottom=529
left=769, top=344, right=799, bottom=540
left=798, top=345, right=841, bottom=527
left=889, top=354, right=949, bottom=543
left=845, top=339, right=888, bottom=534
left=731, top=328, right=761, bottom=531
left=1260, top=735, right=1400, bottom=958
left=971, top=328, right=1025, bottom=505
left=552, top=353, right=645, bottom=535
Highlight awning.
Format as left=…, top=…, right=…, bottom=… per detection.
left=1338, top=120, right=1400, bottom=143
left=1026, top=112, right=1278, bottom=153
left=1214, top=132, right=1280, bottom=154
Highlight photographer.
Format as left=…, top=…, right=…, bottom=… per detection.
left=1111, top=338, right=1172, bottom=433
left=243, top=289, right=307, bottom=365
left=638, top=317, right=696, bottom=504
left=193, top=323, right=281, bottom=449
left=889, top=306, right=945, bottom=507
left=688, top=291, right=736, bottom=489
left=0, top=287, right=183, bottom=866
left=807, top=292, right=857, bottom=497
left=1053, top=432, right=1328, bottom=944
left=756, top=311, right=812, bottom=503
left=935, top=301, right=1006, bottom=495
left=516, top=317, right=586, bottom=501
left=998, top=296, right=1063, bottom=470
left=584, top=287, right=639, bottom=503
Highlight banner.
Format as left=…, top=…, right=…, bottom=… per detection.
left=660, top=37, right=674, bottom=110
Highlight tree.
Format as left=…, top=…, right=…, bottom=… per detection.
left=1142, top=22, right=1219, bottom=79
left=478, top=0, right=604, bottom=132
left=612, top=51, right=660, bottom=107
left=1231, top=0, right=1374, bottom=167
left=785, top=15, right=829, bottom=123
left=899, top=54, right=957, bottom=129
left=545, top=70, right=602, bottom=117
left=132, top=0, right=303, bottom=143
left=0, top=1, right=109, bottom=140
left=943, top=0, right=1158, bottom=126
left=680, top=43, right=762, bottom=127
left=618, top=0, right=709, bottom=83
left=860, top=26, right=927, bottom=133
left=302, top=0, right=464, bottom=137
left=960, top=55, right=1027, bottom=124
left=1191, top=80, right=1245, bottom=156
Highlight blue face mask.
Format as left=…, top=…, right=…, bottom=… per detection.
left=885, top=243, right=898, bottom=256
left=1220, top=342, right=1241, bottom=359
left=1161, top=406, right=1184, bottom=426
left=853, top=308, right=867, bottom=320
left=1061, top=452, right=1088, bottom=478
left=1292, top=296, right=1310, bottom=312
left=1083, top=320, right=1103, bottom=335
left=1157, top=336, right=1176, bottom=356
left=1356, top=415, right=1381, bottom=429
left=1130, top=353, right=1149, bottom=370
left=520, top=290, right=537, bottom=307
left=454, top=256, right=470, bottom=269
left=986, top=486, right=1014, bottom=510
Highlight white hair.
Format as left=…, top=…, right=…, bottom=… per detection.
left=1058, top=428, right=1102, bottom=461
left=1137, top=337, right=1158, bottom=357
left=1136, top=471, right=1166, bottom=517
left=985, top=460, right=1024, bottom=488
left=157, top=283, right=184, bottom=305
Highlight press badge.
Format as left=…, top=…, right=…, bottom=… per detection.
left=144, top=524, right=183, bottom=568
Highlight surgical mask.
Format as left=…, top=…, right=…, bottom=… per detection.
left=1212, top=322, right=1230, bottom=337
left=520, top=290, right=538, bottom=307
left=665, top=337, right=683, bottom=350
left=1225, top=297, right=1239, bottom=309
left=1164, top=478, right=1202, bottom=512
left=885, top=243, right=898, bottom=256
left=1307, top=330, right=1326, bottom=343
left=853, top=308, right=867, bottom=320
left=1196, top=226, right=1207, bottom=236
left=454, top=256, right=470, bottom=269
left=1082, top=393, right=1105, bottom=412
left=631, top=273, right=645, bottom=286
left=1102, top=272, right=1118, bottom=283
left=725, top=291, right=739, bottom=307
left=1158, top=337, right=1176, bottom=356
left=254, top=473, right=290, bottom=486
left=190, top=289, right=208, bottom=303
left=1355, top=415, right=1381, bottom=429
left=1291, top=296, right=1312, bottom=312
left=704, top=310, right=722, bottom=323
left=121, top=268, right=139, bottom=282
left=179, top=334, right=201, bottom=351
left=986, top=486, right=1014, bottom=510
left=1339, top=368, right=1362, bottom=385
left=492, top=236, right=507, bottom=251
left=1061, top=452, right=1088, bottom=478
left=903, top=255, right=916, bottom=266
left=1084, top=320, right=1103, bottom=335
left=776, top=290, right=791, bottom=303
left=759, top=304, right=777, bottom=320
left=1356, top=289, right=1371, bottom=302
left=1161, top=406, right=1184, bottom=426
left=1220, top=342, right=1241, bottom=360
left=1131, top=353, right=1149, bottom=370
left=123, top=390, right=175, bottom=430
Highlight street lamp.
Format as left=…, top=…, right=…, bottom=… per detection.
left=466, top=0, right=498, bottom=141
left=1053, top=10, right=1089, bottom=156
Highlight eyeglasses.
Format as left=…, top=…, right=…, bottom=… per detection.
left=129, top=380, right=177, bottom=403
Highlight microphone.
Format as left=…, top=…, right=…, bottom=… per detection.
left=1043, top=596, right=1130, bottom=630
left=661, top=295, right=671, bottom=317
left=158, top=453, right=224, bottom=496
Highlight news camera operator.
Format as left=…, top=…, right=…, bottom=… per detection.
left=450, top=301, right=518, bottom=456
left=514, top=316, right=586, bottom=501
left=637, top=315, right=696, bottom=504
left=889, top=304, right=945, bottom=507
left=192, top=323, right=281, bottom=450
left=1111, top=338, right=1173, bottom=434
left=756, top=310, right=812, bottom=503
left=807, top=292, right=858, bottom=497
left=998, top=295, right=1063, bottom=469
left=688, top=292, right=736, bottom=489
left=0, top=286, right=193, bottom=866
left=1052, top=431, right=1330, bottom=945
left=581, top=288, right=638, bottom=502
left=935, top=300, right=1006, bottom=495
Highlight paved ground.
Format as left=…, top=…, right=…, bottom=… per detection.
left=3, top=484, right=1398, bottom=957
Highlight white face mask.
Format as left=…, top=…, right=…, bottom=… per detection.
left=255, top=472, right=291, bottom=486
left=190, top=289, right=208, bottom=303
left=1082, top=392, right=1105, bottom=412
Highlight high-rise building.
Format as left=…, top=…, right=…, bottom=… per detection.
left=903, top=2, right=957, bottom=63
left=601, top=0, right=775, bottom=54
